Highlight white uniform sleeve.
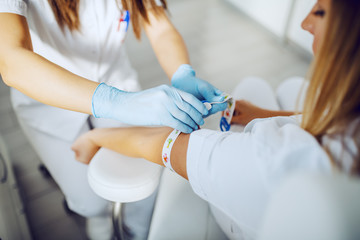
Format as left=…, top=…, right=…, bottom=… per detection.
left=187, top=117, right=332, bottom=233
left=0, top=0, right=27, bottom=16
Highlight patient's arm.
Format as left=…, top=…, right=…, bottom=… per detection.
left=72, top=127, right=190, bottom=179
left=231, top=100, right=295, bottom=126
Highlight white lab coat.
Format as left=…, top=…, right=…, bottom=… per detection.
left=1, top=0, right=140, bottom=141
left=0, top=1, right=157, bottom=237
left=187, top=117, right=333, bottom=239
left=186, top=77, right=359, bottom=239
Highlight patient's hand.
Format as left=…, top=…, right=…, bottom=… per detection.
left=71, top=132, right=100, bottom=164
left=231, top=100, right=271, bottom=126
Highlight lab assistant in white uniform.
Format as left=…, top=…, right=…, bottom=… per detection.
left=1, top=0, right=140, bottom=142
left=0, top=0, right=157, bottom=238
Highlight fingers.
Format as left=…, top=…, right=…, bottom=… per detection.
left=176, top=100, right=204, bottom=124
left=71, top=134, right=100, bottom=164
left=168, top=99, right=204, bottom=131
left=207, top=102, right=227, bottom=116
left=208, top=93, right=225, bottom=103
left=164, top=88, right=206, bottom=132
left=203, top=102, right=228, bottom=118
left=231, top=115, right=248, bottom=126
left=169, top=108, right=199, bottom=131
left=160, top=89, right=201, bottom=131
left=177, top=89, right=208, bottom=116
left=71, top=144, right=90, bottom=164
left=198, top=81, right=224, bottom=103
left=165, top=114, right=194, bottom=133
left=214, top=88, right=223, bottom=96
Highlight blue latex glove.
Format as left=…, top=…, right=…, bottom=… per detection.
left=171, top=64, right=227, bottom=116
left=91, top=83, right=208, bottom=133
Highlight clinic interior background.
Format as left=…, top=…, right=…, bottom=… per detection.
left=0, top=0, right=314, bottom=239
left=127, top=0, right=313, bottom=128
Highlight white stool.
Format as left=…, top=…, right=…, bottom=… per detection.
left=88, top=148, right=162, bottom=239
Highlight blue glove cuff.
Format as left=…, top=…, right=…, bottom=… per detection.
left=91, top=83, right=126, bottom=119
left=171, top=64, right=196, bottom=83
left=91, top=83, right=106, bottom=118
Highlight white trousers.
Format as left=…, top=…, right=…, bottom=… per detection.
left=211, top=76, right=308, bottom=240
left=14, top=112, right=156, bottom=239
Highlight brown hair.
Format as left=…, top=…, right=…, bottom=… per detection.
left=48, top=0, right=80, bottom=31
left=47, top=0, right=167, bottom=38
left=301, top=0, right=360, bottom=172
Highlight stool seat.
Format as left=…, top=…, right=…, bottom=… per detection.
left=88, top=148, right=162, bottom=203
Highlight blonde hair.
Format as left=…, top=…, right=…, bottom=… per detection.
left=301, top=0, right=360, bottom=173
left=47, top=0, right=167, bottom=38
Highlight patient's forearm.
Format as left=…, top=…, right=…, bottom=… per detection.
left=87, top=127, right=190, bottom=179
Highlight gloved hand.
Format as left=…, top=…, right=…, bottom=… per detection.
left=91, top=83, right=208, bottom=133
left=171, top=64, right=227, bottom=116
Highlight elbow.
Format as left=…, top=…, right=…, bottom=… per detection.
left=0, top=54, right=9, bottom=86
left=0, top=46, right=31, bottom=87
left=0, top=55, right=11, bottom=87
left=1, top=75, right=10, bottom=87
left=1, top=74, right=13, bottom=87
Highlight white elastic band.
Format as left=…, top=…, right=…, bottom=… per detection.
left=223, top=95, right=235, bottom=124
left=217, top=93, right=235, bottom=131
left=162, top=129, right=181, bottom=172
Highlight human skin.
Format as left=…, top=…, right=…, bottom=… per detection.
left=0, top=7, right=191, bottom=115
left=142, top=7, right=191, bottom=79
left=231, top=100, right=294, bottom=126
left=301, top=0, right=329, bottom=54
left=72, top=127, right=190, bottom=179
left=72, top=0, right=330, bottom=177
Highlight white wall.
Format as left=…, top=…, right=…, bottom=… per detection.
left=226, top=0, right=316, bottom=54
left=287, top=0, right=315, bottom=53
left=226, top=0, right=293, bottom=38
